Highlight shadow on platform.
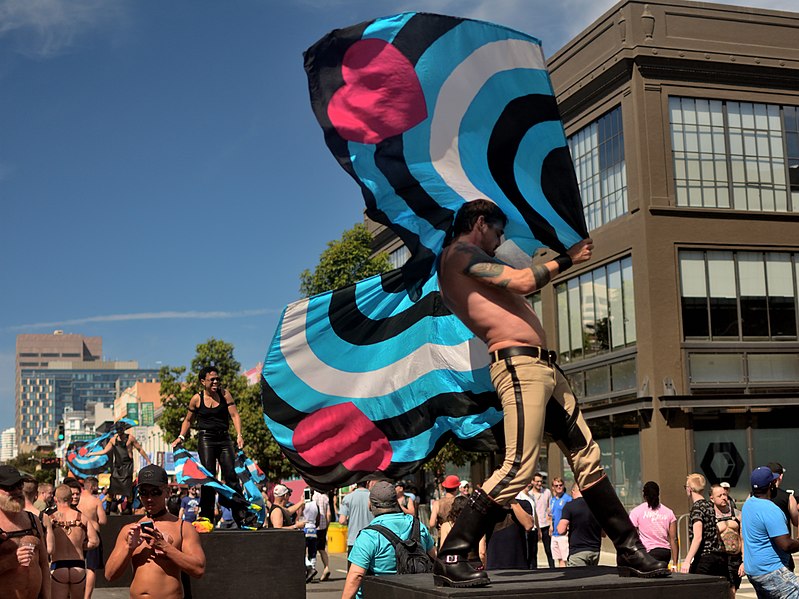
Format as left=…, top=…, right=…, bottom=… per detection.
left=362, top=565, right=729, bottom=598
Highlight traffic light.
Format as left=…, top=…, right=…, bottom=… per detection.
left=56, top=421, right=65, bottom=443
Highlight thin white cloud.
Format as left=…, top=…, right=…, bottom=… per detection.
left=0, top=0, right=129, bottom=58
left=9, top=309, right=278, bottom=331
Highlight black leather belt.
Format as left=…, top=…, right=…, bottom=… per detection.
left=490, top=346, right=557, bottom=365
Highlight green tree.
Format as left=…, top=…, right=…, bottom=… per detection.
left=158, top=338, right=295, bottom=481
left=7, top=451, right=57, bottom=485
left=300, top=223, right=391, bottom=296
left=422, top=441, right=482, bottom=476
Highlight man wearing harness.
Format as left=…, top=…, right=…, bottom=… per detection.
left=433, top=201, right=668, bottom=587
left=90, top=422, right=151, bottom=513
left=172, top=366, right=248, bottom=526
left=711, top=484, right=744, bottom=598
left=106, top=464, right=205, bottom=599
left=0, top=464, right=51, bottom=599
left=79, top=476, right=107, bottom=599
left=50, top=484, right=100, bottom=599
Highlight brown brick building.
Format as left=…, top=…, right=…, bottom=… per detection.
left=371, top=0, right=799, bottom=513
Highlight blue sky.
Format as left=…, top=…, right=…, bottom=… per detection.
left=1, top=0, right=793, bottom=433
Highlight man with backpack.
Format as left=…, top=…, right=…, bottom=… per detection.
left=342, top=481, right=436, bottom=599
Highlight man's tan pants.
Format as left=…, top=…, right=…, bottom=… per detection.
left=481, top=354, right=604, bottom=505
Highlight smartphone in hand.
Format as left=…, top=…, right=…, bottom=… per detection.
left=140, top=520, right=155, bottom=534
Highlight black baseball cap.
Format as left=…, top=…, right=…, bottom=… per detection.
left=138, top=464, right=168, bottom=486
left=0, top=465, right=23, bottom=487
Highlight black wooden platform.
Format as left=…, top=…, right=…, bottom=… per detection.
left=362, top=566, right=729, bottom=598
left=96, top=517, right=305, bottom=599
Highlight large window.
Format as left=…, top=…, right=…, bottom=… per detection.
left=568, top=106, right=627, bottom=231
left=388, top=246, right=409, bottom=269
left=670, top=97, right=799, bottom=211
left=562, top=414, right=641, bottom=510
left=556, top=256, right=636, bottom=363
left=679, top=250, right=799, bottom=341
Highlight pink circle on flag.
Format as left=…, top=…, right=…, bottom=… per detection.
left=293, top=403, right=392, bottom=472
left=328, top=38, right=427, bottom=144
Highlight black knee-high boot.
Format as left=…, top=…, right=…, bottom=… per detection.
left=433, top=488, right=502, bottom=588
left=581, top=476, right=669, bottom=578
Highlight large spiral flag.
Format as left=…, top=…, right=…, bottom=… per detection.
left=262, top=12, right=588, bottom=491
left=234, top=451, right=267, bottom=528
left=173, top=448, right=262, bottom=522
left=65, top=418, right=139, bottom=479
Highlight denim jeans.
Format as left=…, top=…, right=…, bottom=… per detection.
left=748, top=566, right=799, bottom=599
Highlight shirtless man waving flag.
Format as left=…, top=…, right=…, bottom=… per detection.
left=432, top=200, right=668, bottom=587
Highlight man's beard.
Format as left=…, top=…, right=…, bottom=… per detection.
left=0, top=494, right=24, bottom=513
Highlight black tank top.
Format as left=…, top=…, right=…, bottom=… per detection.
left=197, top=390, right=231, bottom=432
left=772, top=487, right=792, bottom=525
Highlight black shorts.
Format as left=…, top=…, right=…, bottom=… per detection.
left=85, top=538, right=104, bottom=570
left=316, top=528, right=327, bottom=551
left=691, top=552, right=727, bottom=578
left=727, top=553, right=743, bottom=589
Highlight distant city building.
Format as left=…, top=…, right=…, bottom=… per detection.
left=1, top=428, right=17, bottom=463
left=113, top=381, right=170, bottom=471
left=15, top=332, right=158, bottom=452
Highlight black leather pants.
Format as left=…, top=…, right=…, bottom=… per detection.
left=197, top=430, right=240, bottom=520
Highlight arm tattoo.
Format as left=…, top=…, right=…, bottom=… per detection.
left=529, top=264, right=551, bottom=289
left=457, top=245, right=512, bottom=288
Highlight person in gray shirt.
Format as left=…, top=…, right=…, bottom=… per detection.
left=339, top=481, right=374, bottom=560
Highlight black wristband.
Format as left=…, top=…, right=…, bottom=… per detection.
left=554, top=254, right=573, bottom=273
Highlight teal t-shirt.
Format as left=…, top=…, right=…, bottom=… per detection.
left=348, top=513, right=435, bottom=597
left=742, top=496, right=790, bottom=576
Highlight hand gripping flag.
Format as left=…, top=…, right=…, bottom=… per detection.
left=262, top=13, right=588, bottom=491
left=65, top=417, right=139, bottom=479
left=173, top=448, right=262, bottom=516
left=234, top=451, right=267, bottom=528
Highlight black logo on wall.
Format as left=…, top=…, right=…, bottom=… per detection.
left=700, top=442, right=745, bottom=487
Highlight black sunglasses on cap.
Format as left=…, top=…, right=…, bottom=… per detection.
left=138, top=487, right=164, bottom=497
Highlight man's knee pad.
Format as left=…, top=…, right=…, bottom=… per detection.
left=543, top=396, right=588, bottom=452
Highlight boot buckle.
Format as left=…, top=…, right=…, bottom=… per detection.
left=444, top=555, right=460, bottom=564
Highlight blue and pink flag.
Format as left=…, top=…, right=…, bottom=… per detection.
left=263, top=13, right=588, bottom=491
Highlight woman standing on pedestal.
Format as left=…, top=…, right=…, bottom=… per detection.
left=172, top=366, right=246, bottom=525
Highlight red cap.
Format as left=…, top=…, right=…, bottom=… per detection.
left=442, top=475, right=461, bottom=489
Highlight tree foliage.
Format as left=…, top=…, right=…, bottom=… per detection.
left=299, top=223, right=391, bottom=297
left=422, top=441, right=483, bottom=476
left=7, top=451, right=57, bottom=485
left=158, top=338, right=295, bottom=481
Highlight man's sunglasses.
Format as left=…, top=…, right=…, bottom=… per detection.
left=138, top=487, right=164, bottom=497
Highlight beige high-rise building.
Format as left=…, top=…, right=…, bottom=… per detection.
left=15, top=332, right=158, bottom=452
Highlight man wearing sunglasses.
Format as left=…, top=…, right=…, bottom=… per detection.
left=0, top=464, right=50, bottom=599
left=106, top=464, right=205, bottom=598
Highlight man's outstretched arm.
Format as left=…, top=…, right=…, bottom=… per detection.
left=458, top=239, right=593, bottom=295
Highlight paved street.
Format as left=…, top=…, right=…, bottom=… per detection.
left=91, top=548, right=759, bottom=598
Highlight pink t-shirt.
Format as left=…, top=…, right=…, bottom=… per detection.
left=629, top=502, right=676, bottom=552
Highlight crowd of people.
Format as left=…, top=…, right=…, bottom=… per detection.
left=2, top=463, right=206, bottom=599
left=7, top=456, right=799, bottom=599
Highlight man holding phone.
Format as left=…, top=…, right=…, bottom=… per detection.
left=105, top=465, right=205, bottom=598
